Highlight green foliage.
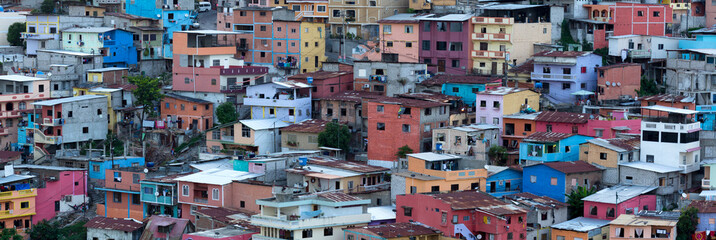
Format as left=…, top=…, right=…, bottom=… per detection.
left=40, top=0, right=55, bottom=13
left=582, top=42, right=593, bottom=51
left=0, top=228, right=22, bottom=240
left=686, top=27, right=703, bottom=38
left=407, top=8, right=415, bottom=13
left=104, top=131, right=124, bottom=157
left=28, top=220, right=87, bottom=240
left=216, top=102, right=238, bottom=124
left=565, top=186, right=598, bottom=219
left=636, top=76, right=662, bottom=97
left=676, top=206, right=698, bottom=240
left=593, top=47, right=609, bottom=65
left=317, top=122, right=351, bottom=153
left=126, top=75, right=164, bottom=124
left=396, top=145, right=414, bottom=159
left=488, top=146, right=508, bottom=166
left=7, top=22, right=25, bottom=47
left=560, top=19, right=577, bottom=47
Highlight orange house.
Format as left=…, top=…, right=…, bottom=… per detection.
left=502, top=112, right=540, bottom=150
left=393, top=152, right=487, bottom=195
left=96, top=168, right=146, bottom=220
left=161, top=93, right=214, bottom=131
left=551, top=217, right=610, bottom=240
left=639, top=94, right=695, bottom=117
left=0, top=173, right=37, bottom=235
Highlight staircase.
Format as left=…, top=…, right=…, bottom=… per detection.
left=295, top=11, right=304, bottom=21
left=453, top=224, right=476, bottom=240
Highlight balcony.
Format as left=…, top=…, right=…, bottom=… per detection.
left=530, top=72, right=577, bottom=82
left=666, top=58, right=716, bottom=71
left=194, top=198, right=209, bottom=204
left=471, top=33, right=511, bottom=41
left=628, top=49, right=651, bottom=59
left=0, top=128, right=8, bottom=136
left=680, top=163, right=700, bottom=174
left=703, top=179, right=712, bottom=189
left=348, top=183, right=390, bottom=193
left=32, top=128, right=62, bottom=145
left=472, top=50, right=506, bottom=59
left=642, top=121, right=700, bottom=133
left=471, top=17, right=513, bottom=25
left=0, top=189, right=37, bottom=201
left=142, top=194, right=176, bottom=205
left=42, top=118, right=63, bottom=127
left=0, top=111, right=21, bottom=119
left=219, top=66, right=269, bottom=76
left=243, top=96, right=311, bottom=108
left=21, top=32, right=56, bottom=40
left=237, top=44, right=249, bottom=51
left=251, top=213, right=371, bottom=230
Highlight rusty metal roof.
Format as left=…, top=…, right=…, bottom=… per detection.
left=508, top=59, right=534, bottom=74
left=542, top=161, right=602, bottom=174
left=321, top=91, right=383, bottom=103
left=595, top=63, right=641, bottom=70
left=535, top=111, right=590, bottom=124
left=306, top=157, right=389, bottom=173
left=430, top=191, right=528, bottom=215
left=638, top=94, right=692, bottom=103
left=396, top=91, right=461, bottom=103
left=524, top=132, right=573, bottom=142
left=287, top=71, right=352, bottom=80
left=317, top=191, right=364, bottom=202
left=345, top=222, right=441, bottom=238
left=281, top=119, right=332, bottom=133
left=688, top=200, right=716, bottom=213
left=419, top=75, right=501, bottom=87
left=84, top=217, right=144, bottom=232
left=366, top=96, right=449, bottom=108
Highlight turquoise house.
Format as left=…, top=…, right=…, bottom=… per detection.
left=485, top=165, right=522, bottom=197
left=125, top=0, right=193, bottom=59
left=696, top=105, right=716, bottom=130
left=140, top=178, right=180, bottom=218
left=419, top=75, right=501, bottom=106
left=88, top=156, right=146, bottom=180
left=679, top=34, right=716, bottom=50
left=14, top=113, right=38, bottom=156
left=519, top=132, right=593, bottom=164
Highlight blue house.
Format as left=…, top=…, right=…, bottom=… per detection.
left=140, top=177, right=181, bottom=218
left=125, top=0, right=193, bottom=59
left=678, top=33, right=716, bottom=50
left=485, top=165, right=522, bottom=197
left=89, top=156, right=146, bottom=180
left=14, top=113, right=39, bottom=156
left=689, top=200, right=716, bottom=231
left=522, top=161, right=603, bottom=202
left=519, top=132, right=593, bottom=165
left=61, top=28, right=138, bottom=67
left=531, top=51, right=602, bottom=104
left=696, top=105, right=716, bottom=130
left=419, top=75, right=501, bottom=106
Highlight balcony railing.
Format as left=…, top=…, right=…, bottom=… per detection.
left=251, top=213, right=371, bottom=230
left=628, top=49, right=651, bottom=59
left=32, top=128, right=62, bottom=145
left=680, top=163, right=700, bottom=174
left=472, top=50, right=506, bottom=59
left=0, top=128, right=8, bottom=136
left=194, top=198, right=209, bottom=204
left=471, top=33, right=511, bottom=41
left=42, top=118, right=63, bottom=127
left=530, top=72, right=577, bottom=81
left=0, top=189, right=37, bottom=201
left=0, top=111, right=21, bottom=119
left=243, top=96, right=311, bottom=108
left=703, top=179, right=712, bottom=189
left=141, top=194, right=176, bottom=205
left=348, top=183, right=390, bottom=193
left=471, top=17, right=513, bottom=25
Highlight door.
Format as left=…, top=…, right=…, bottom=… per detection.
left=177, top=117, right=183, bottom=129
left=192, top=119, right=198, bottom=129
left=491, top=62, right=498, bottom=75
left=437, top=60, right=446, bottom=72
left=204, top=119, right=209, bottom=130
left=490, top=182, right=496, bottom=192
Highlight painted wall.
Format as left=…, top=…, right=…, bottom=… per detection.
left=696, top=212, right=716, bottom=231
left=519, top=135, right=593, bottom=163
left=586, top=119, right=642, bottom=138
left=34, top=170, right=87, bottom=224
left=532, top=54, right=602, bottom=104
left=596, top=64, right=642, bottom=101
left=88, top=157, right=146, bottom=180
left=523, top=165, right=567, bottom=202
left=177, top=181, right=226, bottom=208
left=443, top=82, right=495, bottom=107
left=419, top=19, right=471, bottom=75
left=227, top=182, right=273, bottom=213
left=367, top=101, right=422, bottom=163
left=583, top=195, right=656, bottom=220
left=485, top=169, right=522, bottom=197
left=161, top=97, right=214, bottom=131
left=502, top=116, right=537, bottom=149
left=380, top=22, right=421, bottom=63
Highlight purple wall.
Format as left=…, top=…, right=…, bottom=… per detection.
left=532, top=54, right=602, bottom=104
left=419, top=19, right=471, bottom=75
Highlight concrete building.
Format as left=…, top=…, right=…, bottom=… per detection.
left=571, top=3, right=673, bottom=49
left=245, top=81, right=312, bottom=123
left=30, top=50, right=104, bottom=98
left=470, top=13, right=552, bottom=75
left=124, top=0, right=195, bottom=58
left=582, top=185, right=657, bottom=221
left=392, top=153, right=487, bottom=198
left=432, top=124, right=500, bottom=163
left=72, top=85, right=135, bottom=132
left=418, top=14, right=472, bottom=75
left=607, top=35, right=682, bottom=62
left=531, top=51, right=602, bottom=105
left=0, top=165, right=39, bottom=235
left=250, top=192, right=372, bottom=240
left=32, top=95, right=108, bottom=156
left=476, top=87, right=540, bottom=140
left=205, top=118, right=289, bottom=154
left=504, top=192, right=569, bottom=240
left=0, top=75, right=51, bottom=154
left=365, top=96, right=450, bottom=166
left=550, top=217, right=610, bottom=240
left=326, top=0, right=409, bottom=39
left=396, top=191, right=527, bottom=240
left=579, top=137, right=640, bottom=186
left=85, top=217, right=144, bottom=240
left=22, top=15, right=104, bottom=56
left=13, top=165, right=88, bottom=224
left=280, top=119, right=329, bottom=151
left=318, top=91, right=383, bottom=152
left=688, top=200, right=716, bottom=232
left=663, top=48, right=716, bottom=104
left=418, top=75, right=501, bottom=107
left=522, top=161, right=603, bottom=202
left=378, top=14, right=435, bottom=63
left=502, top=112, right=540, bottom=150
left=61, top=27, right=138, bottom=68
left=352, top=61, right=429, bottom=97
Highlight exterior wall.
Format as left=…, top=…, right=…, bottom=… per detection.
left=609, top=222, right=676, bottom=240
left=535, top=121, right=588, bottom=136
left=618, top=166, right=684, bottom=209
left=523, top=165, right=566, bottom=202
left=597, top=65, right=642, bottom=102
left=327, top=0, right=409, bottom=38
left=160, top=97, right=214, bottom=131
left=34, top=170, right=87, bottom=224
left=245, top=83, right=312, bottom=123
left=696, top=212, right=716, bottom=231
left=475, top=94, right=503, bottom=126
left=485, top=169, right=522, bottom=197
left=432, top=127, right=500, bottom=162
left=551, top=229, right=588, bottom=240
left=289, top=74, right=354, bottom=100
left=502, top=117, right=537, bottom=149
left=0, top=12, right=27, bottom=46
left=281, top=131, right=319, bottom=150
left=88, top=157, right=146, bottom=180
left=228, top=182, right=273, bottom=213
left=419, top=19, right=471, bottom=75
left=0, top=79, right=50, bottom=151
left=380, top=22, right=421, bottom=63
left=708, top=0, right=716, bottom=27
left=520, top=136, right=593, bottom=163
left=98, top=191, right=144, bottom=220
left=37, top=97, right=109, bottom=144
left=442, top=82, right=497, bottom=107
left=532, top=54, right=602, bottom=104
left=352, top=61, right=429, bottom=97
left=23, top=15, right=61, bottom=55
left=583, top=195, right=656, bottom=221
left=511, top=22, right=551, bottom=65
left=177, top=181, right=226, bottom=208
left=639, top=121, right=700, bottom=174
left=87, top=229, right=135, bottom=240
left=298, top=22, right=327, bottom=73
left=585, top=119, right=642, bottom=139
left=367, top=101, right=421, bottom=163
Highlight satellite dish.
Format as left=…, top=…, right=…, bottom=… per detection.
left=303, top=181, right=309, bottom=187
left=617, top=82, right=621, bottom=86
left=157, top=14, right=161, bottom=18
left=605, top=81, right=610, bottom=86
left=682, top=193, right=688, bottom=198
left=143, top=168, right=149, bottom=173
left=476, top=234, right=482, bottom=240
left=154, top=191, right=160, bottom=196
left=612, top=82, right=616, bottom=87
left=47, top=72, right=52, bottom=77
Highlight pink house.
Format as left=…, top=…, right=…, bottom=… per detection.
left=582, top=185, right=657, bottom=221
left=17, top=166, right=87, bottom=224
left=378, top=13, right=433, bottom=63
left=536, top=111, right=640, bottom=138
left=174, top=169, right=262, bottom=222
left=586, top=111, right=641, bottom=139
left=581, top=3, right=672, bottom=49
left=288, top=71, right=354, bottom=99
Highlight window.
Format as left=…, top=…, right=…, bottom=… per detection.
left=333, top=10, right=341, bottom=17
left=661, top=132, right=678, bottom=143
left=324, top=227, right=333, bottom=236
left=436, top=41, right=447, bottom=50
left=317, top=6, right=326, bottom=12
left=302, top=229, right=313, bottom=238
left=436, top=22, right=447, bottom=32
left=599, top=152, right=608, bottom=160
left=562, top=83, right=571, bottom=90
left=606, top=208, right=615, bottom=218
left=421, top=40, right=430, bottom=50
left=377, top=105, right=384, bottom=112
left=524, top=124, right=532, bottom=131
left=637, top=11, right=644, bottom=16
left=113, top=192, right=122, bottom=203
left=653, top=11, right=660, bottom=17
left=212, top=188, right=220, bottom=200
left=383, top=25, right=392, bottom=34
left=377, top=123, right=385, bottom=130
left=451, top=60, right=460, bottom=68
left=132, top=194, right=140, bottom=205
left=643, top=131, right=659, bottom=142
left=493, top=117, right=499, bottom=125
left=260, top=26, right=266, bottom=31
left=550, top=177, right=558, bottom=185
left=405, top=25, right=413, bottom=33
left=546, top=124, right=552, bottom=132
left=241, top=124, right=251, bottom=138
left=595, top=129, right=604, bottom=137
left=530, top=175, right=537, bottom=183
left=658, top=44, right=664, bottom=50
left=402, top=124, right=411, bottom=132
left=480, top=100, right=487, bottom=107
left=259, top=11, right=266, bottom=16
left=404, top=207, right=412, bottom=216
left=386, top=41, right=393, bottom=47
left=20, top=202, right=29, bottom=209
left=182, top=185, right=189, bottom=196
left=406, top=42, right=412, bottom=48
left=424, top=22, right=431, bottom=31
left=451, top=184, right=459, bottom=191
left=449, top=42, right=463, bottom=51
left=431, top=186, right=439, bottom=192
left=493, top=101, right=500, bottom=108
left=449, top=22, right=463, bottom=32
left=659, top=177, right=666, bottom=186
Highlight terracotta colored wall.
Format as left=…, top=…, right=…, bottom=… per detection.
left=102, top=192, right=143, bottom=219
left=502, top=118, right=537, bottom=149
left=380, top=22, right=420, bottom=63
left=640, top=100, right=696, bottom=116
left=227, top=182, right=273, bottom=213
left=366, top=101, right=422, bottom=162
left=597, top=65, right=641, bottom=101
left=160, top=96, right=214, bottom=131
left=177, top=181, right=224, bottom=208
left=551, top=228, right=588, bottom=240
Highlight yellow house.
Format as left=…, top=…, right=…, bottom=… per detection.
left=299, top=21, right=327, bottom=73
left=86, top=67, right=129, bottom=84
left=205, top=118, right=289, bottom=155
left=394, top=152, right=487, bottom=195
left=280, top=119, right=331, bottom=151
left=409, top=0, right=456, bottom=12
left=470, top=16, right=551, bottom=75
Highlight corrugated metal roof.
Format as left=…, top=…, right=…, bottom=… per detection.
left=582, top=185, right=657, bottom=204
left=688, top=200, right=716, bottom=213
left=609, top=214, right=677, bottom=227
left=524, top=132, right=573, bottom=142
left=479, top=87, right=531, bottom=96
left=64, top=27, right=116, bottom=33
left=317, top=191, right=364, bottom=202
left=541, top=161, right=601, bottom=174
left=533, top=50, right=593, bottom=58
left=419, top=75, right=501, bottom=87
left=430, top=191, right=528, bottom=215
left=84, top=217, right=143, bottom=232
left=281, top=119, right=331, bottom=133
left=618, top=162, right=681, bottom=173
left=0, top=75, right=47, bottom=82
left=587, top=137, right=640, bottom=152
left=33, top=95, right=106, bottom=106
left=406, top=152, right=461, bottom=162
left=550, top=217, right=610, bottom=232
left=504, top=192, right=568, bottom=210
left=642, top=105, right=698, bottom=115
left=240, top=118, right=290, bottom=130
left=174, top=168, right=263, bottom=185
left=535, top=111, right=590, bottom=124
left=345, top=222, right=440, bottom=238
left=638, top=94, right=692, bottom=103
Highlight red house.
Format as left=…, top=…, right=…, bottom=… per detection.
left=582, top=185, right=657, bottom=221
left=582, top=3, right=672, bottom=49
left=535, top=111, right=590, bottom=135
left=596, top=63, right=641, bottom=103
left=396, top=191, right=527, bottom=240
left=288, top=71, right=354, bottom=99
left=366, top=96, right=450, bottom=167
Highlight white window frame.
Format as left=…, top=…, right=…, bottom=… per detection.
left=182, top=185, right=189, bottom=196
left=212, top=188, right=220, bottom=200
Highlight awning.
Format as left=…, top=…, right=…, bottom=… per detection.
left=571, top=90, right=595, bottom=96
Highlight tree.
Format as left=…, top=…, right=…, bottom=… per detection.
left=6, top=22, right=25, bottom=47
left=487, top=146, right=508, bottom=166
left=215, top=102, right=238, bottom=124
left=317, top=122, right=351, bottom=152
left=676, top=206, right=698, bottom=240
left=636, top=76, right=662, bottom=97
left=28, top=219, right=87, bottom=240
left=40, top=0, right=55, bottom=14
left=103, top=131, right=124, bottom=157
left=127, top=75, right=164, bottom=129
left=565, top=186, right=597, bottom=219
left=0, top=228, right=23, bottom=240
left=395, top=145, right=413, bottom=159
left=560, top=19, right=577, bottom=48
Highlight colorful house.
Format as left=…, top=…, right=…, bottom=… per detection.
left=582, top=185, right=657, bottom=221
left=287, top=71, right=354, bottom=100
left=378, top=14, right=434, bottom=63
left=72, top=85, right=135, bottom=132
left=534, top=111, right=590, bottom=135
left=639, top=94, right=695, bottom=116
left=688, top=200, right=716, bottom=232
left=573, top=3, right=673, bottom=49
left=61, top=27, right=138, bottom=67
left=13, top=165, right=87, bottom=224
left=704, top=161, right=716, bottom=190
left=522, top=161, right=603, bottom=202
left=696, top=105, right=716, bottom=131
left=551, top=217, right=610, bottom=240
left=504, top=192, right=569, bottom=240
left=392, top=153, right=487, bottom=196
left=95, top=167, right=149, bottom=220
left=124, top=0, right=194, bottom=58
left=280, top=119, right=330, bottom=151
left=160, top=93, right=214, bottom=131
left=502, top=112, right=540, bottom=150
left=86, top=67, right=129, bottom=84
left=531, top=51, right=602, bottom=105
left=182, top=226, right=257, bottom=240
left=0, top=167, right=37, bottom=235
left=85, top=217, right=144, bottom=240
left=484, top=165, right=522, bottom=197
left=608, top=212, right=678, bottom=240
left=396, top=191, right=527, bottom=240
left=87, top=156, right=145, bottom=181
left=141, top=215, right=195, bottom=239
left=205, top=118, right=289, bottom=154
left=418, top=14, right=472, bottom=75
left=476, top=87, right=540, bottom=138
left=585, top=111, right=642, bottom=139
left=596, top=63, right=642, bottom=103
left=365, top=97, right=450, bottom=167
left=579, top=136, right=640, bottom=186
left=519, top=132, right=593, bottom=165
left=418, top=75, right=501, bottom=106
left=344, top=222, right=443, bottom=240
left=244, top=81, right=312, bottom=123
left=0, top=75, right=50, bottom=155
left=432, top=124, right=500, bottom=163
